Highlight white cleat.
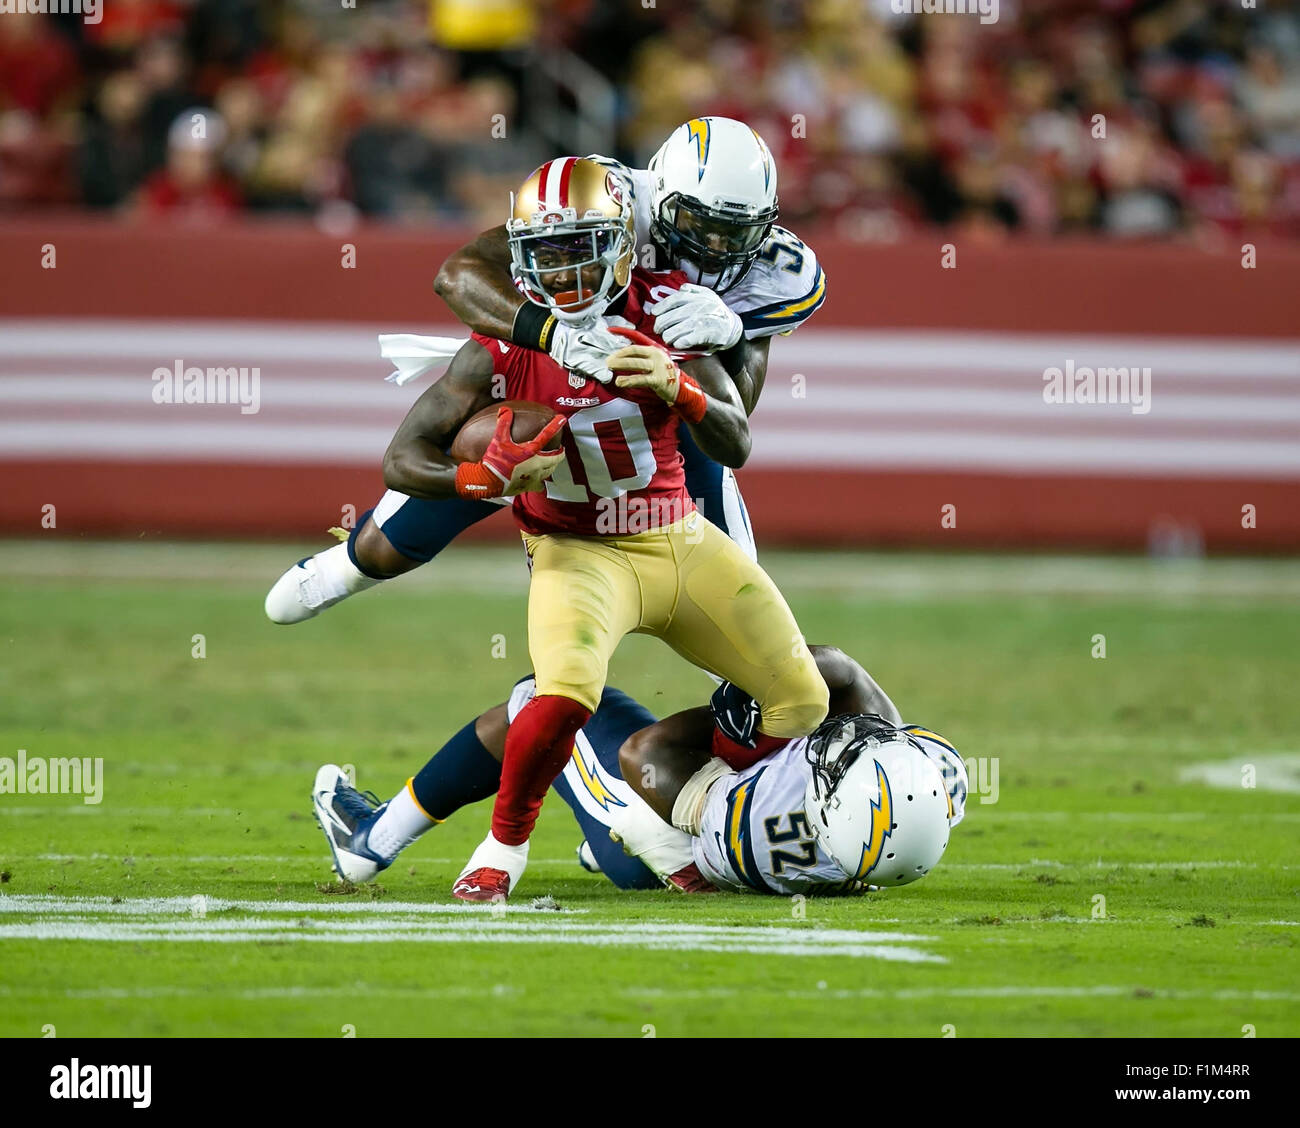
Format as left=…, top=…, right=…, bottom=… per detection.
left=265, top=544, right=378, bottom=624
left=311, top=763, right=391, bottom=883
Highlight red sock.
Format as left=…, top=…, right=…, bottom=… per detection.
left=712, top=727, right=789, bottom=771
left=491, top=694, right=592, bottom=846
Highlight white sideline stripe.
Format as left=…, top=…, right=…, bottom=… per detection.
left=3, top=321, right=1296, bottom=375
left=6, top=377, right=1300, bottom=424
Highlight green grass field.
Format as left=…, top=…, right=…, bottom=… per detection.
left=2, top=541, right=1298, bottom=1037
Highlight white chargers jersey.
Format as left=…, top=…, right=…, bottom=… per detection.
left=693, top=737, right=864, bottom=896
left=693, top=725, right=967, bottom=895
left=588, top=157, right=827, bottom=340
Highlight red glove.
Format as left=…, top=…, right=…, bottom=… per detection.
left=454, top=407, right=567, bottom=499
left=607, top=327, right=708, bottom=424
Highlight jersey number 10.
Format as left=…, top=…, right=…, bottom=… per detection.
left=543, top=399, right=656, bottom=502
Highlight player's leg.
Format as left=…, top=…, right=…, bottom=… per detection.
left=264, top=492, right=503, bottom=624
left=552, top=685, right=706, bottom=890
left=656, top=515, right=828, bottom=766
left=311, top=704, right=507, bottom=883
left=454, top=535, right=642, bottom=901
left=679, top=423, right=757, bottom=561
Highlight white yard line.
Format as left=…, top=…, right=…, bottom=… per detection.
left=621, top=984, right=1300, bottom=1003
left=0, top=923, right=942, bottom=962
left=0, top=896, right=943, bottom=961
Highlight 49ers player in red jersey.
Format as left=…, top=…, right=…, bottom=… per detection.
left=382, top=158, right=827, bottom=902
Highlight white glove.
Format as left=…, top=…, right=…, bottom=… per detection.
left=546, top=319, right=626, bottom=384
left=648, top=283, right=744, bottom=352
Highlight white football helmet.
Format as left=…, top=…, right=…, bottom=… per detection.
left=647, top=116, right=779, bottom=291
left=804, top=715, right=951, bottom=887
left=909, top=728, right=969, bottom=828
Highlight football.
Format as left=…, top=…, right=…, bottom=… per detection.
left=448, top=399, right=560, bottom=463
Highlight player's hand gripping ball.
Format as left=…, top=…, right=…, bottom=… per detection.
left=451, top=402, right=566, bottom=499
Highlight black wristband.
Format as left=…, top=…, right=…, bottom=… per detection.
left=512, top=303, right=557, bottom=351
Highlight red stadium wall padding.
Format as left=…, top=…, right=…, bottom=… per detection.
left=2, top=219, right=1297, bottom=549
left=1, top=217, right=1298, bottom=335
left=3, top=461, right=1295, bottom=552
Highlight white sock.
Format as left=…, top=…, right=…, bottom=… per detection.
left=313, top=542, right=380, bottom=604
left=367, top=783, right=435, bottom=861
left=458, top=832, right=529, bottom=889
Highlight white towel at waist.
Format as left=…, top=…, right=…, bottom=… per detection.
left=378, top=334, right=469, bottom=386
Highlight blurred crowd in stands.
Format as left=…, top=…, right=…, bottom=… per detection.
left=2, top=0, right=1298, bottom=241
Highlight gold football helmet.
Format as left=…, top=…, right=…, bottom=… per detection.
left=507, top=157, right=636, bottom=323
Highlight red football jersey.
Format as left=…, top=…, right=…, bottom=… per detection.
left=471, top=270, right=699, bottom=538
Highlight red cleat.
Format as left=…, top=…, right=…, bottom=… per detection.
left=665, top=863, right=717, bottom=894
left=453, top=867, right=511, bottom=903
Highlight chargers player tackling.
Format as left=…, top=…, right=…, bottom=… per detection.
left=265, top=117, right=827, bottom=624
left=312, top=646, right=966, bottom=896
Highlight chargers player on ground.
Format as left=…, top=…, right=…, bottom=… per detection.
left=266, top=117, right=826, bottom=624
left=311, top=646, right=967, bottom=896
left=366, top=157, right=828, bottom=902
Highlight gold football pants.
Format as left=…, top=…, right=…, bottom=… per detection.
left=521, top=512, right=828, bottom=737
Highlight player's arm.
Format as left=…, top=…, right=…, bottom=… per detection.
left=720, top=335, right=770, bottom=416
left=620, top=644, right=900, bottom=822
left=678, top=351, right=752, bottom=466
left=810, top=645, right=902, bottom=724
left=609, top=335, right=751, bottom=468
left=383, top=339, right=565, bottom=500
left=432, top=226, right=526, bottom=343
left=619, top=706, right=715, bottom=824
